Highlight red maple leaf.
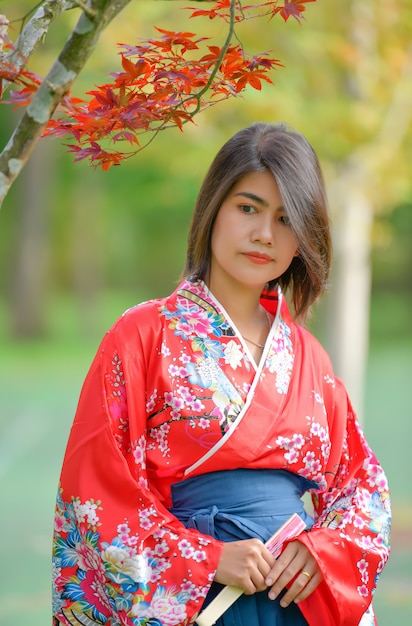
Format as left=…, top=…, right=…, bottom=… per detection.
left=271, top=0, right=316, bottom=23
left=28, top=0, right=318, bottom=169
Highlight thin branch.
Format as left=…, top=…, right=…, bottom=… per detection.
left=72, top=0, right=98, bottom=18
left=133, top=0, right=238, bottom=141
left=188, top=0, right=237, bottom=113
left=8, top=2, right=46, bottom=28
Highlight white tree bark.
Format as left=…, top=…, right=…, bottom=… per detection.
left=3, top=1, right=76, bottom=77
left=326, top=165, right=373, bottom=419
left=325, top=1, right=412, bottom=421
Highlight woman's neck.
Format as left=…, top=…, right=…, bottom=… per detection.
left=206, top=279, right=271, bottom=348
left=207, top=279, right=261, bottom=321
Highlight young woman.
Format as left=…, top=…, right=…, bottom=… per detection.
left=52, top=123, right=390, bottom=626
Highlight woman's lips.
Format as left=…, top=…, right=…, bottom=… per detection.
left=243, top=252, right=273, bottom=264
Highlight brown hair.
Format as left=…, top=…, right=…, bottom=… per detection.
left=183, top=122, right=332, bottom=320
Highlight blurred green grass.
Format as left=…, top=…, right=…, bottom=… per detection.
left=0, top=291, right=411, bottom=625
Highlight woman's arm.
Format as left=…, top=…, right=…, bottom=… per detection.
left=292, top=380, right=390, bottom=626
left=52, top=325, right=224, bottom=626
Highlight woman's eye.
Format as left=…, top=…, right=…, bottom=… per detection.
left=279, top=215, right=291, bottom=226
left=240, top=204, right=255, bottom=214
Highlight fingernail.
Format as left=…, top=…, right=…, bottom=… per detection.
left=268, top=591, right=276, bottom=600
left=266, top=578, right=272, bottom=586
left=280, top=599, right=287, bottom=608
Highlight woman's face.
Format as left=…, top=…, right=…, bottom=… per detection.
left=209, top=170, right=299, bottom=296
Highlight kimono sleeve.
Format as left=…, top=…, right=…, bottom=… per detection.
left=297, top=378, right=391, bottom=626
left=52, top=322, right=223, bottom=626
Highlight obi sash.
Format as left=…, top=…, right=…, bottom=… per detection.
left=169, top=469, right=316, bottom=626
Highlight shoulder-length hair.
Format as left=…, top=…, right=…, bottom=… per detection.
left=183, top=122, right=332, bottom=321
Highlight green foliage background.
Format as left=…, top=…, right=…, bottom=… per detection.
left=0, top=1, right=411, bottom=624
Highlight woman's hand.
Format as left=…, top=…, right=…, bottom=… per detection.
left=265, top=540, right=322, bottom=607
left=214, top=539, right=275, bottom=595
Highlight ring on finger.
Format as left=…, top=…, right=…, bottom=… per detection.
left=300, top=570, right=311, bottom=581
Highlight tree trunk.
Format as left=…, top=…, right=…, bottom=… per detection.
left=70, top=167, right=104, bottom=337
left=9, top=137, right=56, bottom=337
left=325, top=165, right=373, bottom=420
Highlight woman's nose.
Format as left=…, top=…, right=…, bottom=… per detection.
left=252, top=215, right=273, bottom=245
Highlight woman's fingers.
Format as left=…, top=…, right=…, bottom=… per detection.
left=265, top=540, right=322, bottom=606
left=278, top=567, right=322, bottom=607
left=215, top=538, right=275, bottom=594
left=215, top=537, right=322, bottom=603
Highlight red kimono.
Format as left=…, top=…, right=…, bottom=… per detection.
left=52, top=279, right=390, bottom=626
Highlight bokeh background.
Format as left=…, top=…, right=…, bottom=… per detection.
left=1, top=1, right=411, bottom=624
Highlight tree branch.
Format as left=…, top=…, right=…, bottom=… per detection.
left=140, top=0, right=238, bottom=143
left=5, top=0, right=77, bottom=75
left=188, top=0, right=237, bottom=114
left=0, top=0, right=131, bottom=208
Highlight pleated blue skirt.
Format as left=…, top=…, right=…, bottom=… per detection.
left=169, top=469, right=315, bottom=626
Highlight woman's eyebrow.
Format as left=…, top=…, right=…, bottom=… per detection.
left=233, top=191, right=285, bottom=213
left=233, top=191, right=268, bottom=206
